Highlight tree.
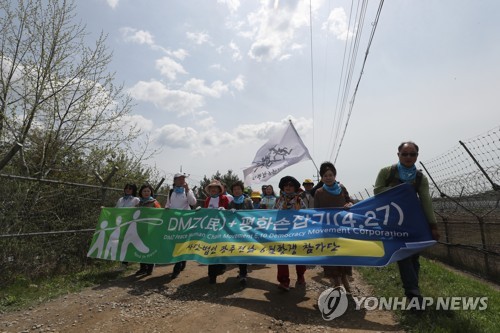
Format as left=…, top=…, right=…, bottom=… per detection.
left=0, top=0, right=141, bottom=174
left=198, top=170, right=242, bottom=199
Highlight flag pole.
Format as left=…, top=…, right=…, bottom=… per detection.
left=288, top=119, right=319, bottom=174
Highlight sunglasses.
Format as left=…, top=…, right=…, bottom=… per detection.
left=400, top=152, right=418, bottom=157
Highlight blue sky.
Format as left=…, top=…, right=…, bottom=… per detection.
left=75, top=0, right=500, bottom=197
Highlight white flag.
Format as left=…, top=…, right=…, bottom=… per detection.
left=243, top=121, right=312, bottom=185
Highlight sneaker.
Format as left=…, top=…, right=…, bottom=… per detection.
left=135, top=268, right=147, bottom=276
left=239, top=276, right=247, bottom=287
left=295, top=279, right=306, bottom=287
left=278, top=282, right=290, bottom=291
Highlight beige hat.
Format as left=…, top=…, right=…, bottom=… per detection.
left=250, top=191, right=261, bottom=199
left=204, top=179, right=224, bottom=195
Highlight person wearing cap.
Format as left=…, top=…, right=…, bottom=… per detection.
left=301, top=179, right=315, bottom=208
left=165, top=173, right=197, bottom=279
left=260, top=184, right=277, bottom=209
left=227, top=181, right=254, bottom=286
left=274, top=175, right=307, bottom=291
left=313, top=162, right=354, bottom=293
left=203, top=179, right=230, bottom=284
left=250, top=191, right=262, bottom=209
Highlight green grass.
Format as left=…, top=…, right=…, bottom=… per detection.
left=358, top=258, right=500, bottom=333
left=0, top=262, right=128, bottom=312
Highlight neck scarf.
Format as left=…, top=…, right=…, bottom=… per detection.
left=140, top=196, right=154, bottom=203
left=123, top=194, right=133, bottom=200
left=280, top=193, right=300, bottom=209
left=323, top=182, right=342, bottom=195
left=397, top=162, right=417, bottom=183
left=210, top=194, right=220, bottom=199
left=233, top=195, right=244, bottom=204
left=174, top=186, right=185, bottom=194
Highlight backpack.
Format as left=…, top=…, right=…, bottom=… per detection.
left=385, top=164, right=423, bottom=191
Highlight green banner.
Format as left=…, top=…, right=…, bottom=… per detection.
left=87, top=184, right=436, bottom=266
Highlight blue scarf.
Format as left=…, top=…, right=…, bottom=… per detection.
left=323, top=182, right=342, bottom=195
left=123, top=194, right=133, bottom=200
left=210, top=194, right=220, bottom=199
left=140, top=196, right=154, bottom=203
left=233, top=195, right=244, bottom=204
left=174, top=186, right=185, bottom=194
left=397, top=162, right=417, bottom=183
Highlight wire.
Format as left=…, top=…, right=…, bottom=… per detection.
left=334, top=0, right=385, bottom=163
left=309, top=0, right=316, bottom=160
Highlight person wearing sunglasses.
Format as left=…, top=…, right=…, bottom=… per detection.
left=373, top=141, right=440, bottom=308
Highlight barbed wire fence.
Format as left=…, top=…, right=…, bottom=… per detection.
left=420, top=126, right=500, bottom=284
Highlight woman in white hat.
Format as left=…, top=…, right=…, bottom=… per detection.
left=165, top=173, right=197, bottom=279
left=203, top=179, right=230, bottom=284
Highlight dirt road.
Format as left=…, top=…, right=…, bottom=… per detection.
left=0, top=263, right=402, bottom=332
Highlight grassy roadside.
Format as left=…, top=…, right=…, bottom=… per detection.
left=358, top=258, right=499, bottom=333
left=0, top=262, right=128, bottom=313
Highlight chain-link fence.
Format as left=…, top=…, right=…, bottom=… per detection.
left=420, top=127, right=500, bottom=284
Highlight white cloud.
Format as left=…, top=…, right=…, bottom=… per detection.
left=155, top=56, right=188, bottom=81
left=217, top=0, right=240, bottom=14
left=120, top=114, right=154, bottom=132
left=167, top=48, right=189, bottom=60
left=186, top=31, right=211, bottom=45
left=322, top=7, right=355, bottom=41
left=120, top=27, right=154, bottom=45
left=154, top=124, right=198, bottom=148
left=210, top=63, right=227, bottom=71
left=247, top=0, right=318, bottom=62
left=232, top=116, right=311, bottom=141
left=120, top=27, right=172, bottom=53
left=230, top=75, right=245, bottom=91
left=129, top=80, right=204, bottom=116
left=105, top=0, right=119, bottom=9
left=196, top=116, right=216, bottom=129
left=229, top=41, right=242, bottom=61
left=183, top=78, right=229, bottom=98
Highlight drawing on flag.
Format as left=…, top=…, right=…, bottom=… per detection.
left=243, top=121, right=313, bottom=184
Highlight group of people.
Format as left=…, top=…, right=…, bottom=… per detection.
left=115, top=174, right=194, bottom=277
left=113, top=141, right=440, bottom=304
